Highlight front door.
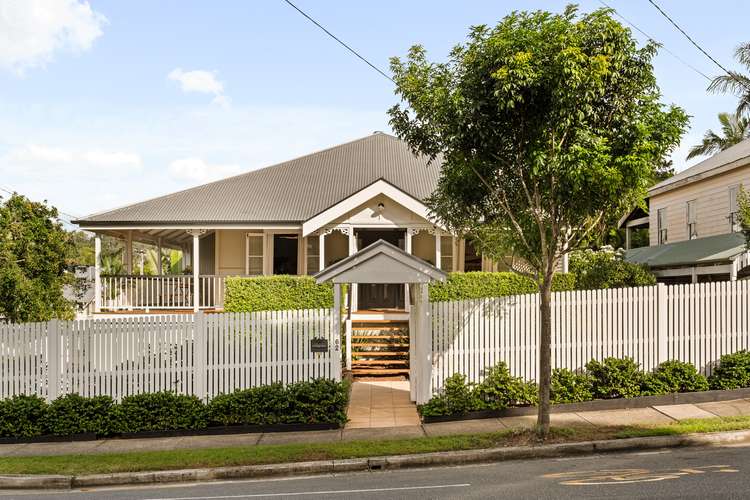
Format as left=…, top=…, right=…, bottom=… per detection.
left=356, top=229, right=406, bottom=310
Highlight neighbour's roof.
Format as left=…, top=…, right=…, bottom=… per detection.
left=74, top=133, right=441, bottom=226
left=625, top=233, right=747, bottom=268
left=649, top=137, right=750, bottom=196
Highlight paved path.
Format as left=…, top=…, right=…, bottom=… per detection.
left=346, top=380, right=420, bottom=428
left=2, top=398, right=750, bottom=458
left=4, top=442, right=750, bottom=498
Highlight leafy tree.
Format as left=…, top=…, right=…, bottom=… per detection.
left=708, top=42, right=750, bottom=116
left=389, top=6, right=687, bottom=436
left=0, top=194, right=74, bottom=322
left=687, top=112, right=750, bottom=160
left=570, top=247, right=656, bottom=289
left=67, top=230, right=95, bottom=267
left=738, top=186, right=750, bottom=247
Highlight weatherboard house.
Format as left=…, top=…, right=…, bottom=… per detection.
left=74, top=132, right=491, bottom=316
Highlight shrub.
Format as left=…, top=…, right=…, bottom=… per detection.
left=285, top=379, right=349, bottom=424
left=586, top=357, right=643, bottom=399
left=111, top=392, right=207, bottom=433
left=44, top=394, right=114, bottom=436
left=474, top=362, right=538, bottom=410
left=641, top=360, right=709, bottom=396
left=428, top=271, right=575, bottom=302
left=0, top=395, right=47, bottom=438
left=224, top=275, right=334, bottom=312
left=570, top=248, right=656, bottom=290
left=551, top=368, right=593, bottom=404
left=708, top=350, right=750, bottom=390
left=418, top=374, right=480, bottom=417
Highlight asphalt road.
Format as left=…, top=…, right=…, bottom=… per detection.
left=3, top=444, right=750, bottom=499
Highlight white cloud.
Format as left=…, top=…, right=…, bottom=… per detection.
left=4, top=144, right=142, bottom=173
left=168, top=68, right=230, bottom=107
left=0, top=0, right=106, bottom=74
left=168, top=157, right=243, bottom=184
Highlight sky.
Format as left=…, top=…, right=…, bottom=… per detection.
left=0, top=0, right=746, bottom=223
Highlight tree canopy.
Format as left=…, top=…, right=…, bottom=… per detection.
left=0, top=194, right=74, bottom=322
left=389, top=5, right=688, bottom=436
left=687, top=112, right=750, bottom=160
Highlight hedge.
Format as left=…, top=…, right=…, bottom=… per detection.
left=428, top=271, right=576, bottom=302
left=0, top=378, right=349, bottom=439
left=224, top=276, right=334, bottom=312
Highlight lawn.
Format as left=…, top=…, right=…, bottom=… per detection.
left=1, top=416, right=750, bottom=476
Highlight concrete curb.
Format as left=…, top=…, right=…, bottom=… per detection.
left=3, top=429, right=750, bottom=490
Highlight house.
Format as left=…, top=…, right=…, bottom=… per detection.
left=74, top=132, right=493, bottom=315
left=622, top=138, right=750, bottom=283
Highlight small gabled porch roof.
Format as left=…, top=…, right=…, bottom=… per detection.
left=314, top=239, right=447, bottom=284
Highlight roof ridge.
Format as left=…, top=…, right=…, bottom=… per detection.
left=75, top=132, right=397, bottom=222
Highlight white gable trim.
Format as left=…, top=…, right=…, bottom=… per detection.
left=302, top=179, right=441, bottom=237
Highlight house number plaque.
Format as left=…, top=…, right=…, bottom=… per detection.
left=310, top=337, right=329, bottom=353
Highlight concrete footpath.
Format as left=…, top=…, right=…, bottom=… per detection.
left=1, top=398, right=750, bottom=458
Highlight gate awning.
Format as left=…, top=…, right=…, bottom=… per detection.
left=314, top=239, right=447, bottom=284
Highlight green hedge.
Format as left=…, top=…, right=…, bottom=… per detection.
left=0, top=379, right=349, bottom=438
left=224, top=276, right=334, bottom=312
left=428, top=272, right=576, bottom=302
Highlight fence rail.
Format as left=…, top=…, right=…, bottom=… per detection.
left=100, top=275, right=226, bottom=310
left=0, top=309, right=336, bottom=401
left=431, top=281, right=750, bottom=393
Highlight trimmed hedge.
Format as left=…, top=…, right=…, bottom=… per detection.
left=0, top=378, right=349, bottom=439
left=224, top=276, right=334, bottom=312
left=428, top=272, right=576, bottom=302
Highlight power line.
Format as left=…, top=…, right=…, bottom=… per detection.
left=597, top=0, right=712, bottom=82
left=280, top=0, right=395, bottom=83
left=645, top=0, right=750, bottom=93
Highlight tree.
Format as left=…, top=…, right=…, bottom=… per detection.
left=739, top=186, right=750, bottom=247
left=708, top=42, right=750, bottom=116
left=0, top=194, right=74, bottom=322
left=687, top=112, right=750, bottom=160
left=389, top=5, right=687, bottom=437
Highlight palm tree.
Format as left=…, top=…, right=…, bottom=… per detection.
left=708, top=42, right=750, bottom=116
left=687, top=112, right=750, bottom=160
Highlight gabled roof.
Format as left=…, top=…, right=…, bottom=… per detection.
left=650, top=137, right=750, bottom=196
left=74, top=133, right=441, bottom=226
left=314, top=239, right=447, bottom=284
left=625, top=232, right=747, bottom=268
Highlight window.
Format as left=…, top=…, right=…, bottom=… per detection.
left=306, top=236, right=320, bottom=275
left=686, top=200, right=698, bottom=240
left=464, top=240, right=482, bottom=272
left=273, top=234, right=298, bottom=275
left=729, top=186, right=740, bottom=232
left=245, top=233, right=264, bottom=275
left=440, top=236, right=454, bottom=271
left=657, top=208, right=668, bottom=245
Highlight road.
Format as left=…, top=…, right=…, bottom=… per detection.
left=3, top=444, right=750, bottom=499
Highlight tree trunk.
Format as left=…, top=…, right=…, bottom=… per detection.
left=536, top=271, right=554, bottom=438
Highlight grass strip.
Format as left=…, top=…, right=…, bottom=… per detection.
left=1, top=416, right=749, bottom=476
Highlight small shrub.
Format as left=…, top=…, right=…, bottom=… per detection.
left=570, top=248, right=656, bottom=290
left=641, top=360, right=709, bottom=396
left=224, top=275, right=334, bottom=312
left=551, top=368, right=593, bottom=404
left=474, top=362, right=538, bottom=410
left=428, top=272, right=575, bottom=302
left=586, top=357, right=643, bottom=399
left=285, top=379, right=349, bottom=425
left=418, top=373, right=480, bottom=416
left=44, top=394, right=115, bottom=436
left=708, top=350, right=750, bottom=390
left=111, top=392, right=207, bottom=433
left=0, top=395, right=47, bottom=438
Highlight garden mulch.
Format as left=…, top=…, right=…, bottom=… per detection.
left=2, top=398, right=750, bottom=458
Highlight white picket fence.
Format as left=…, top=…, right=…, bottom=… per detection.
left=0, top=309, right=336, bottom=402
left=431, top=281, right=750, bottom=392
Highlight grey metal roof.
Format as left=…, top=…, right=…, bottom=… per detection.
left=625, top=232, right=747, bottom=268
left=75, top=133, right=441, bottom=226
left=650, top=137, right=750, bottom=196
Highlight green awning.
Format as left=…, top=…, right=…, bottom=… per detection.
left=625, top=233, right=747, bottom=268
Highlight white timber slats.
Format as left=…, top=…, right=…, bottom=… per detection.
left=100, top=275, right=226, bottom=311
left=431, top=281, right=750, bottom=393
left=0, top=309, right=336, bottom=401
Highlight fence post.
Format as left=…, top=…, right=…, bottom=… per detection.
left=47, top=319, right=60, bottom=402
left=194, top=311, right=207, bottom=401
left=331, top=284, right=342, bottom=382
left=656, top=283, right=668, bottom=365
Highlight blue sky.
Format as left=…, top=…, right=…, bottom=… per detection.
left=0, top=0, right=746, bottom=221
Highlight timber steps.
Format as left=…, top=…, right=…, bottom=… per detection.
left=350, top=320, right=409, bottom=378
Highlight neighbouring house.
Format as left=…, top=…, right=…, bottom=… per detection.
left=74, top=132, right=500, bottom=315
left=622, top=138, right=750, bottom=283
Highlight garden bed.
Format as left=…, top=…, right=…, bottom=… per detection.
left=421, top=387, right=750, bottom=424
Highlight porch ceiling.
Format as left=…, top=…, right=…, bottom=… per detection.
left=93, top=228, right=211, bottom=249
